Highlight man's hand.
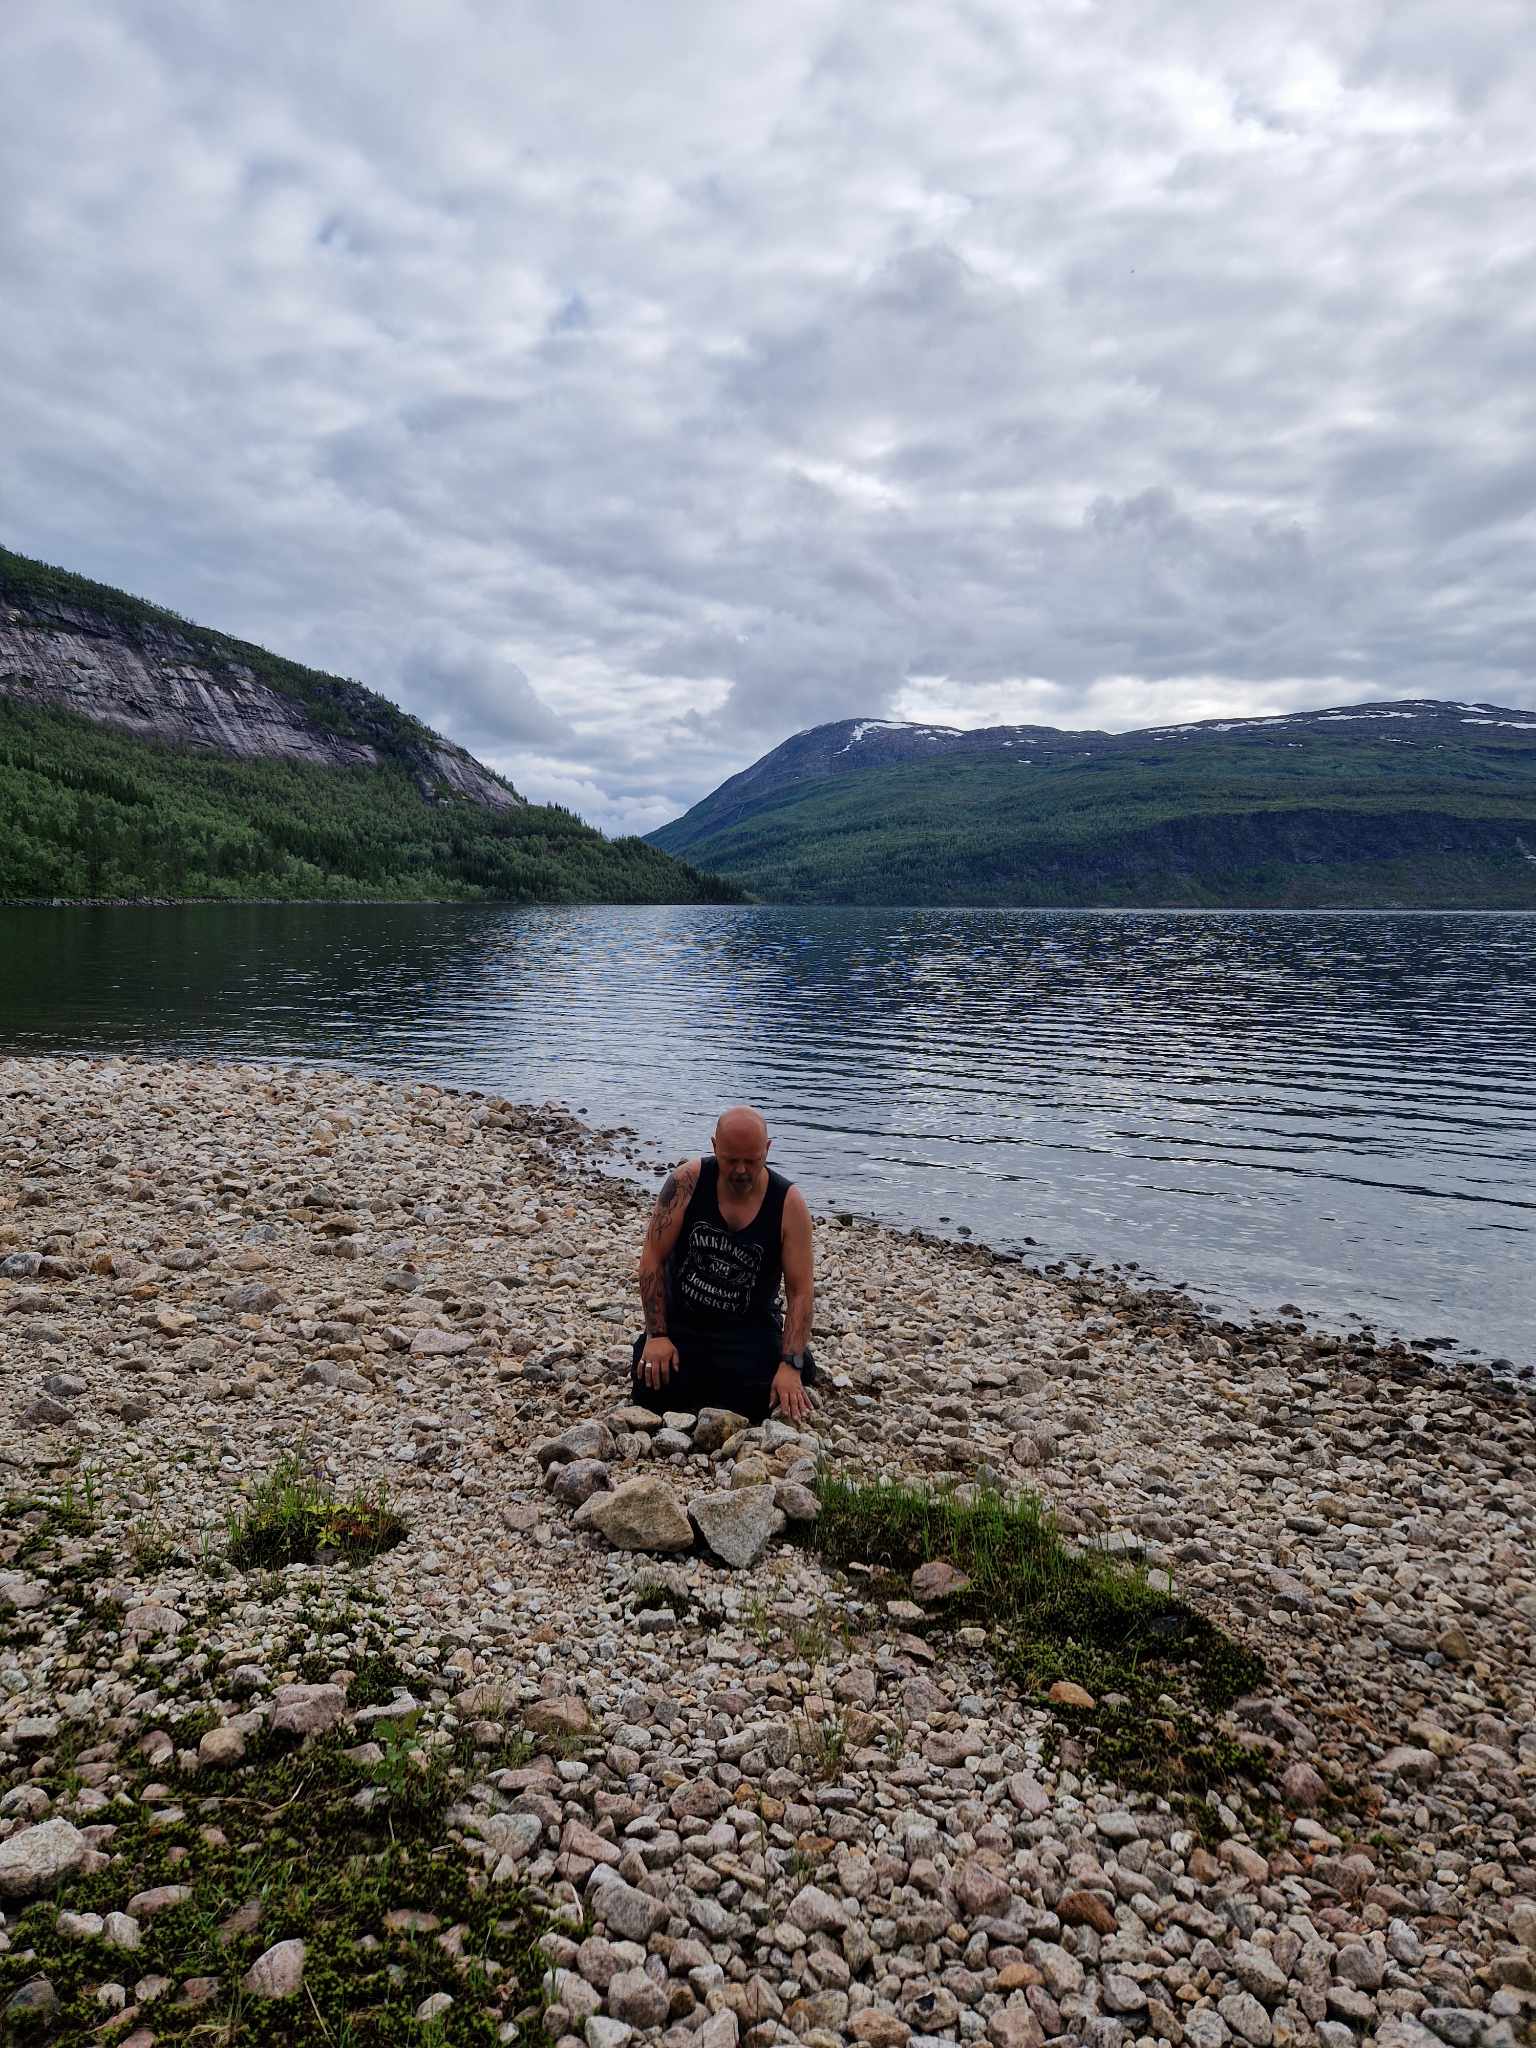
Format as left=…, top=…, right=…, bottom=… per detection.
left=639, top=1336, right=678, bottom=1391
left=769, top=1363, right=815, bottom=1424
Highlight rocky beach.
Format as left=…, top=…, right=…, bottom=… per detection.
left=1, top=1053, right=1533, bottom=2048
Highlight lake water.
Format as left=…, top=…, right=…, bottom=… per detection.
left=2, top=905, right=1533, bottom=1367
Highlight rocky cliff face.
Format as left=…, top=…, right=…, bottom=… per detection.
left=0, top=591, right=521, bottom=811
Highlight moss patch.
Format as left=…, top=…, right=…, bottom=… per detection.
left=0, top=1724, right=549, bottom=2043
left=811, top=1474, right=1267, bottom=1826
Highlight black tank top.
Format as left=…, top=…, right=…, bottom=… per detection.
left=666, top=1159, right=790, bottom=1332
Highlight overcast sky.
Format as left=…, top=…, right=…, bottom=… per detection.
left=4, top=2, right=1534, bottom=832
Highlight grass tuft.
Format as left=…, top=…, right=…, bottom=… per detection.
left=627, top=1577, right=694, bottom=1619
left=227, top=1454, right=407, bottom=1570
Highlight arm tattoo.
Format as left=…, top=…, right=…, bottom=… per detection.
left=647, top=1166, right=694, bottom=1246
left=640, top=1263, right=667, bottom=1338
left=640, top=1165, right=691, bottom=1337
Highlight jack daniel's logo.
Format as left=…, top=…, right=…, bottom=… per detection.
left=675, top=1220, right=764, bottom=1319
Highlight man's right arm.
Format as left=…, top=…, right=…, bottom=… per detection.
left=638, top=1161, right=699, bottom=1372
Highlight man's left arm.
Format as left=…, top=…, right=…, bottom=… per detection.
left=771, top=1188, right=816, bottom=1422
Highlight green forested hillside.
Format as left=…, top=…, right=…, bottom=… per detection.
left=0, top=697, right=741, bottom=903
left=649, top=716, right=1536, bottom=907
left=0, top=543, right=742, bottom=903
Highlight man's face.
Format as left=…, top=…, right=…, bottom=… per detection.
left=714, top=1133, right=768, bottom=1194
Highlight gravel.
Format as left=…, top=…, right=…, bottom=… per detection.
left=2, top=1052, right=1534, bottom=2045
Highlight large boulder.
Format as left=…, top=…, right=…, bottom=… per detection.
left=689, top=1484, right=784, bottom=1568
left=573, top=1474, right=693, bottom=1552
left=0, top=1818, right=87, bottom=1900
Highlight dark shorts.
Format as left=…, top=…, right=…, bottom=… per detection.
left=630, top=1328, right=816, bottom=1426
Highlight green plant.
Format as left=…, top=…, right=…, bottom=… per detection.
left=794, top=1707, right=850, bottom=1782
left=627, top=1578, right=694, bottom=1620
left=226, top=1454, right=407, bottom=1569
left=128, top=1514, right=174, bottom=1574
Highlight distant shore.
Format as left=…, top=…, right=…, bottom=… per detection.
left=1, top=895, right=466, bottom=907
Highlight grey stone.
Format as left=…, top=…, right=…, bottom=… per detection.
left=549, top=1458, right=613, bottom=1506
left=0, top=1817, right=88, bottom=1900
left=1217, top=1990, right=1273, bottom=2047
left=1008, top=1772, right=1050, bottom=1817
left=1094, top=1810, right=1139, bottom=1844
left=103, top=1911, right=141, bottom=1950
left=243, top=1938, right=307, bottom=1997
left=1101, top=1972, right=1147, bottom=2014
left=989, top=2013, right=1045, bottom=2048
left=1374, top=2023, right=1444, bottom=2048
left=1231, top=1942, right=1289, bottom=2005
left=787, top=1883, right=849, bottom=1933
left=574, top=1475, right=693, bottom=1552
left=269, top=1683, right=347, bottom=1738
left=692, top=1407, right=750, bottom=1454
left=1027, top=1941, right=1083, bottom=1998
left=1334, top=1941, right=1386, bottom=1992
left=1184, top=2014, right=1231, bottom=2048
left=695, top=2015, right=740, bottom=2048
left=410, top=1326, right=474, bottom=1358
left=607, top=1966, right=668, bottom=2028
left=538, top=1419, right=617, bottom=1467
left=586, top=2020, right=635, bottom=2048
left=591, top=1877, right=669, bottom=1942
left=22, top=1394, right=73, bottom=1426
left=127, top=1885, right=191, bottom=1918
left=689, top=1483, right=782, bottom=1567
left=774, top=1480, right=819, bottom=1521
left=0, top=1572, right=49, bottom=1612
left=5, top=1978, right=58, bottom=2018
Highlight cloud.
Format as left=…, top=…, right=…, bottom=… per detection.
left=2, top=0, right=1534, bottom=832
left=397, top=636, right=575, bottom=754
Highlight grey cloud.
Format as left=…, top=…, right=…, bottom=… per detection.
left=2, top=0, right=1534, bottom=835
left=397, top=639, right=576, bottom=755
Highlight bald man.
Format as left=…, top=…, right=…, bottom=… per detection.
left=633, top=1106, right=816, bottom=1425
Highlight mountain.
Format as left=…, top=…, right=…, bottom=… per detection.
left=0, top=545, right=741, bottom=904
left=647, top=703, right=1536, bottom=906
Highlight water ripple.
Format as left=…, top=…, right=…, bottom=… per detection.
left=1, top=904, right=1532, bottom=1364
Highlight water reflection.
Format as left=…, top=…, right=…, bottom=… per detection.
left=1, top=904, right=1532, bottom=1362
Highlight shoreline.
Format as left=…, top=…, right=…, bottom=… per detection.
left=0, top=895, right=485, bottom=908
left=3, top=1053, right=1534, bottom=2044
left=10, top=898, right=1536, bottom=913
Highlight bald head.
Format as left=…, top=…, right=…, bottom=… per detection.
left=715, top=1105, right=769, bottom=1151
left=713, top=1105, right=771, bottom=1196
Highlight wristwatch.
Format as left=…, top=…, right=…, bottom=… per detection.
left=779, top=1351, right=806, bottom=1373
